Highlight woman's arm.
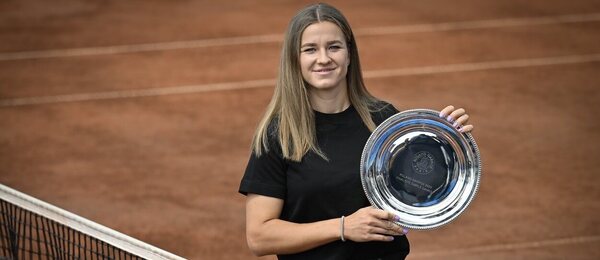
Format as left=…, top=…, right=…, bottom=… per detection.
left=245, top=194, right=406, bottom=256
left=245, top=194, right=338, bottom=256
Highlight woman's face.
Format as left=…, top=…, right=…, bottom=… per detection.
left=299, top=21, right=350, bottom=92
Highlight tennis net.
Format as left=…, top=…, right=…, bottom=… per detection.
left=0, top=184, right=186, bottom=260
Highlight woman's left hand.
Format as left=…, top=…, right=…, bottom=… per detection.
left=439, top=105, right=474, bottom=133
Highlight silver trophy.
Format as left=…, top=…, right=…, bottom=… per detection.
left=360, top=109, right=481, bottom=230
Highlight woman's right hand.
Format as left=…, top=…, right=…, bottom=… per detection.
left=343, top=206, right=408, bottom=242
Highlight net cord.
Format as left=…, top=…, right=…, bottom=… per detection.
left=0, top=184, right=186, bottom=260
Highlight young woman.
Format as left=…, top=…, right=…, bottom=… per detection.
left=239, top=3, right=473, bottom=259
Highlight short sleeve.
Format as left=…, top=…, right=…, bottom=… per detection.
left=238, top=142, right=288, bottom=200
left=372, top=101, right=399, bottom=125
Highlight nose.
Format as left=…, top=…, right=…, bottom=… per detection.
left=316, top=48, right=332, bottom=64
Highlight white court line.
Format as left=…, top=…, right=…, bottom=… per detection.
left=1, top=53, right=599, bottom=107
left=0, top=79, right=277, bottom=107
left=1, top=13, right=600, bottom=61
left=354, top=12, right=600, bottom=36
left=362, top=53, right=600, bottom=78
left=410, top=235, right=600, bottom=258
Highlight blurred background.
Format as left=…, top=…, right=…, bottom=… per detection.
left=1, top=0, right=599, bottom=259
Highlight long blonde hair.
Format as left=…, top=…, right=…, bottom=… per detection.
left=252, top=3, right=381, bottom=161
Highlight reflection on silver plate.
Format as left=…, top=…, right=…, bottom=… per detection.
left=360, top=109, right=481, bottom=230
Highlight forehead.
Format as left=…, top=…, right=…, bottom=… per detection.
left=301, top=21, right=345, bottom=43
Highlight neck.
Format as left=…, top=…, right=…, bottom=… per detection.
left=308, top=85, right=350, bottom=114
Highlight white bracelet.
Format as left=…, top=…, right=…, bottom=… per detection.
left=340, top=216, right=346, bottom=242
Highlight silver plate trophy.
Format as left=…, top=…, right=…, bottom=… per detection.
left=360, top=109, right=481, bottom=230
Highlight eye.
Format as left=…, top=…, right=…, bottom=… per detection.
left=328, top=45, right=342, bottom=51
left=301, top=48, right=316, bottom=53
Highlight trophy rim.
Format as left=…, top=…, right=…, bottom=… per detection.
left=360, top=108, right=482, bottom=230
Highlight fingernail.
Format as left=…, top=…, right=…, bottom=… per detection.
left=439, top=111, right=445, bottom=117
left=447, top=115, right=453, bottom=122
left=394, top=215, right=401, bottom=222
left=453, top=122, right=459, bottom=127
left=388, top=236, right=395, bottom=241
left=402, top=228, right=409, bottom=234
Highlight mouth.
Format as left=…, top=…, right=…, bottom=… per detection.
left=312, top=67, right=336, bottom=74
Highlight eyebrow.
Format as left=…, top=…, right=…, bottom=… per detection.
left=300, top=40, right=344, bottom=48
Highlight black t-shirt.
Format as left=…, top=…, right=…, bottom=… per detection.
left=239, top=103, right=410, bottom=260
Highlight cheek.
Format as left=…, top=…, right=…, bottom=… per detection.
left=336, top=52, right=350, bottom=67
left=341, top=64, right=349, bottom=78
left=299, top=56, right=311, bottom=80
left=345, top=52, right=350, bottom=66
left=299, top=55, right=311, bottom=71
left=339, top=54, right=350, bottom=72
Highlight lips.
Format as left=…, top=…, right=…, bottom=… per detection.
left=313, top=67, right=336, bottom=73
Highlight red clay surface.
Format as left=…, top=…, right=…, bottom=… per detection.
left=1, top=1, right=599, bottom=259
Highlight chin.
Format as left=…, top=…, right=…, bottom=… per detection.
left=309, top=80, right=341, bottom=90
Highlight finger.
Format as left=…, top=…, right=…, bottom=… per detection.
left=459, top=124, right=474, bottom=133
left=452, top=114, right=469, bottom=128
left=372, top=220, right=404, bottom=234
left=370, top=227, right=403, bottom=236
left=372, top=221, right=408, bottom=236
left=447, top=108, right=466, bottom=122
left=370, top=218, right=390, bottom=229
left=439, top=105, right=455, bottom=118
left=388, top=222, right=406, bottom=235
left=369, top=234, right=395, bottom=242
left=371, top=209, right=397, bottom=221
left=386, top=220, right=395, bottom=230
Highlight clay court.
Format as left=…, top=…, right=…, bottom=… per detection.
left=1, top=0, right=599, bottom=259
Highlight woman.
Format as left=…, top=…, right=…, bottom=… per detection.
left=238, top=3, right=473, bottom=259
